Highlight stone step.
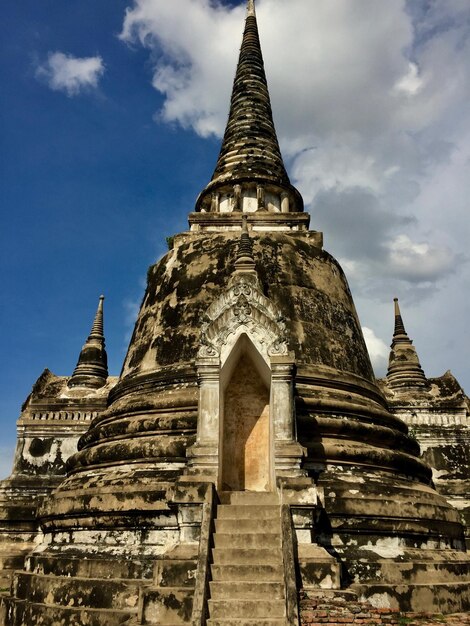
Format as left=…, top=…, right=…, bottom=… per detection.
left=208, top=599, right=285, bottom=619
left=140, top=587, right=194, bottom=625
left=13, top=570, right=143, bottom=611
left=207, top=621, right=286, bottom=626
left=211, top=563, right=283, bottom=582
left=356, top=581, right=470, bottom=613
left=362, top=558, right=470, bottom=585
left=215, top=518, right=280, bottom=534
left=3, top=598, right=134, bottom=626
left=0, top=554, right=23, bottom=589
left=297, top=543, right=342, bottom=589
left=210, top=580, right=285, bottom=599
left=298, top=589, right=358, bottom=601
left=218, top=492, right=280, bottom=506
left=0, top=595, right=11, bottom=625
left=208, top=500, right=286, bottom=623
left=214, top=532, right=280, bottom=549
left=212, top=547, right=282, bottom=565
left=0, top=573, right=11, bottom=590
left=0, top=553, right=26, bottom=571
left=216, top=505, right=280, bottom=521
left=26, top=553, right=154, bottom=580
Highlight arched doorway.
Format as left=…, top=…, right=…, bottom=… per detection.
left=220, top=335, right=272, bottom=492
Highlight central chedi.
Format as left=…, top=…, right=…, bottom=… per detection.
left=2, top=1, right=469, bottom=624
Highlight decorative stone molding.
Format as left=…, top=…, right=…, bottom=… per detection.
left=26, top=411, right=98, bottom=422
left=198, top=275, right=289, bottom=364
left=188, top=210, right=310, bottom=232
left=398, top=410, right=469, bottom=427
left=183, top=273, right=306, bottom=491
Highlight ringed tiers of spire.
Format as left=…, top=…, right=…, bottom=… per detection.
left=190, top=0, right=308, bottom=232
left=386, top=298, right=428, bottom=389
left=233, top=215, right=257, bottom=274
left=68, top=296, right=108, bottom=389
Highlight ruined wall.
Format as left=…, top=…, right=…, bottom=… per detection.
left=0, top=369, right=117, bottom=588
left=299, top=592, right=470, bottom=625
left=380, top=371, right=470, bottom=545
left=121, top=231, right=373, bottom=382
left=3, top=369, right=116, bottom=482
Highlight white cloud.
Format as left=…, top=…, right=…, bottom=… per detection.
left=394, top=62, right=423, bottom=96
left=362, top=327, right=389, bottom=378
left=119, top=0, right=470, bottom=387
left=36, top=52, right=105, bottom=96
left=386, top=234, right=457, bottom=283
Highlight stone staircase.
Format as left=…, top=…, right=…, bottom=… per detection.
left=349, top=548, right=470, bottom=613
left=0, top=552, right=156, bottom=626
left=207, top=492, right=289, bottom=626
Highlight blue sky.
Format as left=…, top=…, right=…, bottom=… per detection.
left=0, top=0, right=221, bottom=470
left=1, top=0, right=470, bottom=477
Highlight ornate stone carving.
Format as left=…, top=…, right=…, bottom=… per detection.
left=198, top=276, right=288, bottom=361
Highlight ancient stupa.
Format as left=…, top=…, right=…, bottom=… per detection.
left=1, top=1, right=469, bottom=624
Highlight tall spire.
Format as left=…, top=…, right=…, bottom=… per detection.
left=386, top=298, right=427, bottom=389
left=208, top=0, right=289, bottom=188
left=392, top=298, right=407, bottom=339
left=68, top=296, right=108, bottom=389
left=191, top=0, right=307, bottom=231
left=234, top=215, right=256, bottom=275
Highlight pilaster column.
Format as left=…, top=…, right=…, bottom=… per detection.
left=281, top=192, right=290, bottom=213
left=270, top=354, right=305, bottom=480
left=181, top=357, right=221, bottom=483
left=210, top=191, right=219, bottom=213
left=196, top=358, right=220, bottom=445
left=257, top=185, right=265, bottom=211
left=270, top=356, right=295, bottom=441
left=233, top=185, right=242, bottom=212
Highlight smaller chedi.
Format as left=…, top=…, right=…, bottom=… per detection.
left=1, top=1, right=469, bottom=624
left=379, top=298, right=470, bottom=549
left=0, top=297, right=117, bottom=592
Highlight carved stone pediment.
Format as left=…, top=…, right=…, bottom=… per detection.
left=198, top=276, right=288, bottom=361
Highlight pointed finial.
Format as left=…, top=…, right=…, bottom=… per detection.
left=242, top=214, right=249, bottom=234
left=193, top=0, right=305, bottom=221
left=393, top=297, right=407, bottom=339
left=90, top=295, right=105, bottom=338
left=234, top=217, right=256, bottom=275
left=387, top=298, right=427, bottom=389
left=68, top=295, right=108, bottom=389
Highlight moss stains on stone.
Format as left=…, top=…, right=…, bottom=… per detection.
left=121, top=232, right=374, bottom=381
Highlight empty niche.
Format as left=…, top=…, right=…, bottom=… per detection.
left=220, top=334, right=272, bottom=492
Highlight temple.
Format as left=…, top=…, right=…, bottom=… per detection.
left=1, top=1, right=469, bottom=624
left=380, top=299, right=470, bottom=549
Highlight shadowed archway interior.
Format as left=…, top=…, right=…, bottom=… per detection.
left=220, top=335, right=272, bottom=492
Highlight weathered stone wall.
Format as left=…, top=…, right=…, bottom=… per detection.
left=380, top=372, right=470, bottom=545
left=221, top=353, right=270, bottom=491
left=5, top=369, right=116, bottom=480
left=24, top=230, right=467, bottom=615
left=300, top=592, right=470, bottom=625
left=0, top=369, right=117, bottom=589
left=121, top=231, right=374, bottom=382
left=2, top=231, right=469, bottom=619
